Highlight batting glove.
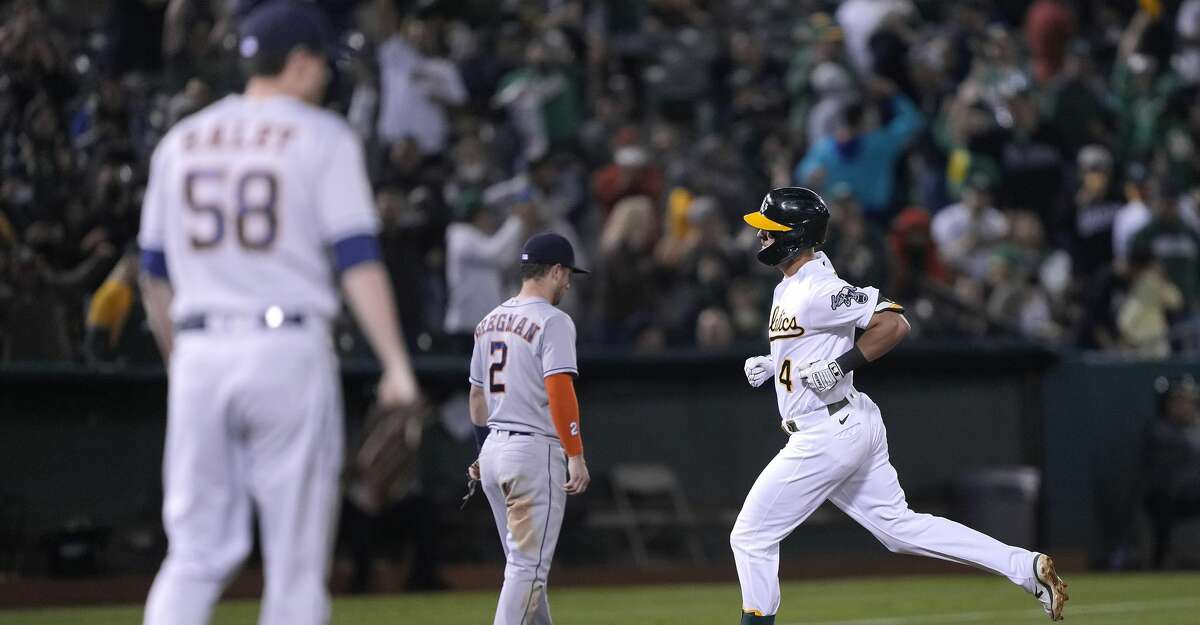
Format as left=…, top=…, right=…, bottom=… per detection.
left=743, top=355, right=774, bottom=387
left=798, top=359, right=844, bottom=393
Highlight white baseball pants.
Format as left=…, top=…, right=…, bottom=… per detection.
left=479, top=430, right=568, bottom=625
left=144, top=324, right=343, bottom=625
left=730, top=391, right=1040, bottom=616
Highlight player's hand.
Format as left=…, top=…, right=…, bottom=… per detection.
left=798, top=359, right=844, bottom=393
left=377, top=366, right=421, bottom=407
left=743, top=355, right=774, bottom=387
left=564, top=454, right=590, bottom=495
left=467, top=459, right=480, bottom=481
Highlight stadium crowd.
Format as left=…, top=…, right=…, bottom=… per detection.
left=1, top=0, right=1199, bottom=363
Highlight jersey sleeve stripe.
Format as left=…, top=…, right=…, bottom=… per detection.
left=332, top=233, right=382, bottom=274
left=543, top=366, right=579, bottom=378
left=875, top=297, right=905, bottom=314
left=140, top=248, right=170, bottom=281
left=468, top=376, right=484, bottom=387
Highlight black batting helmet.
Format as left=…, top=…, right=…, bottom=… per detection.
left=743, top=187, right=831, bottom=266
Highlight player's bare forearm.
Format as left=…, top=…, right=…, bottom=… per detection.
left=858, top=311, right=910, bottom=362
left=342, top=262, right=413, bottom=370
left=139, top=274, right=174, bottom=363
left=341, top=262, right=420, bottom=405
left=468, top=384, right=489, bottom=426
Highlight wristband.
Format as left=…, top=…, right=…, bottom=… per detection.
left=834, top=345, right=868, bottom=374
left=473, top=425, right=490, bottom=451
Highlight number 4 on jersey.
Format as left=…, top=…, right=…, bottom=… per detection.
left=778, top=359, right=793, bottom=392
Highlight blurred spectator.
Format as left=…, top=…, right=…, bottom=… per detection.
left=984, top=247, right=1060, bottom=342
left=1024, top=0, right=1075, bottom=83
left=1111, top=10, right=1180, bottom=163
left=592, top=132, right=664, bottom=219
left=1129, top=188, right=1200, bottom=314
left=1143, top=374, right=1200, bottom=568
left=1112, top=163, right=1155, bottom=267
left=821, top=184, right=890, bottom=289
left=888, top=206, right=947, bottom=302
left=932, top=174, right=1007, bottom=280
left=785, top=13, right=847, bottom=144
left=82, top=251, right=137, bottom=364
left=996, top=75, right=1063, bottom=220
left=484, top=152, right=589, bottom=295
left=492, top=34, right=581, bottom=159
left=795, top=79, right=923, bottom=224
left=1059, top=144, right=1121, bottom=279
left=805, top=62, right=856, bottom=145
left=442, top=196, right=533, bottom=351
left=836, top=0, right=914, bottom=77
left=1, top=243, right=114, bottom=362
left=596, top=196, right=659, bottom=347
left=376, top=18, right=467, bottom=154
left=1045, top=41, right=1112, bottom=160
left=1175, top=0, right=1200, bottom=85
left=1116, top=248, right=1184, bottom=358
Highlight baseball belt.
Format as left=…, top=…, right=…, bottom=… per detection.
left=175, top=310, right=306, bottom=332
left=781, top=397, right=850, bottom=434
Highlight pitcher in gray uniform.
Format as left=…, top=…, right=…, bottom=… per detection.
left=466, top=232, right=590, bottom=625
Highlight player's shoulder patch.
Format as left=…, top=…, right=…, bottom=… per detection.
left=830, top=285, right=870, bottom=310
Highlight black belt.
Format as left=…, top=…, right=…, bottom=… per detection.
left=175, top=311, right=306, bottom=332
left=783, top=397, right=850, bottom=434
left=493, top=428, right=534, bottom=437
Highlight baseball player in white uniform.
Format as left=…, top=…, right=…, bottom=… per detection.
left=137, top=2, right=420, bottom=624
left=731, top=188, right=1069, bottom=624
left=464, top=232, right=590, bottom=625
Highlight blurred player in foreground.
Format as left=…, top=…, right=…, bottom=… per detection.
left=137, top=2, right=420, bottom=624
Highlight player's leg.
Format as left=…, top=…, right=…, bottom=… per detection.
left=479, top=435, right=512, bottom=560
left=144, top=338, right=253, bottom=625
left=829, top=393, right=1044, bottom=590
left=481, top=433, right=567, bottom=625
left=730, top=419, right=870, bottom=621
left=243, top=332, right=344, bottom=625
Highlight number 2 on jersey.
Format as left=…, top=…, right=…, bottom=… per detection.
left=488, top=341, right=508, bottom=393
left=778, top=358, right=793, bottom=392
left=185, top=168, right=278, bottom=250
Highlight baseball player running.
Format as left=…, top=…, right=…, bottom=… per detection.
left=137, top=2, right=420, bottom=624
left=731, top=188, right=1068, bottom=624
left=465, top=232, right=590, bottom=625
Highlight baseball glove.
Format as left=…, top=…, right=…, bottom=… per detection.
left=347, top=400, right=427, bottom=514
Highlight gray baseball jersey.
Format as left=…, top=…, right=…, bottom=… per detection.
left=468, top=296, right=578, bottom=437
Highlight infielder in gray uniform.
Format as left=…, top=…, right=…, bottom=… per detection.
left=466, top=232, right=590, bottom=625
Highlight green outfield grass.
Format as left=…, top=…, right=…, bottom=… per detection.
left=3, top=573, right=1198, bottom=625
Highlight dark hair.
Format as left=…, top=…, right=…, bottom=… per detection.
left=520, top=263, right=555, bottom=281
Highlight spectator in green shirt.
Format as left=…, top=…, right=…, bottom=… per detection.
left=1131, top=189, right=1200, bottom=310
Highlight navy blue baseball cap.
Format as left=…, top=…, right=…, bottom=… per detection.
left=521, top=232, right=588, bottom=274
left=238, top=0, right=334, bottom=61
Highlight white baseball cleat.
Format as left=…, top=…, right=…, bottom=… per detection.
left=1033, top=553, right=1069, bottom=621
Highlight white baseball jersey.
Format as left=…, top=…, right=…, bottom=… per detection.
left=732, top=251, right=1044, bottom=620
left=768, top=252, right=896, bottom=418
left=139, top=93, right=372, bottom=625
left=138, top=94, right=378, bottom=321
left=468, top=296, right=578, bottom=437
